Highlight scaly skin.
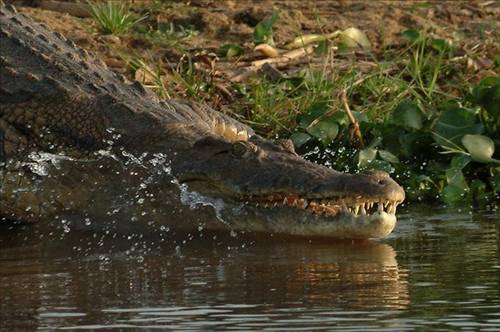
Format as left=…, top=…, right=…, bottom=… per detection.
left=0, top=4, right=404, bottom=239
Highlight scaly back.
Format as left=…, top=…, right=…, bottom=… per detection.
left=0, top=4, right=252, bottom=160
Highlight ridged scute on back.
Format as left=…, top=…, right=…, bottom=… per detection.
left=0, top=4, right=254, bottom=157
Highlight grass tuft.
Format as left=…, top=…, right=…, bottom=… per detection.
left=88, top=1, right=147, bottom=35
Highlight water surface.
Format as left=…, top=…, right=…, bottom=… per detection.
left=0, top=206, right=499, bottom=330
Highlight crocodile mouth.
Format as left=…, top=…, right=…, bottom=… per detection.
left=239, top=194, right=403, bottom=218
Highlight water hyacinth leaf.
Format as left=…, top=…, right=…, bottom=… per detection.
left=450, top=154, right=471, bottom=170
left=442, top=168, right=469, bottom=205
left=358, top=148, right=378, bottom=168
left=442, top=182, right=469, bottom=205
left=339, top=27, right=371, bottom=49
left=478, top=84, right=500, bottom=117
left=331, top=110, right=349, bottom=126
left=254, top=11, right=279, bottom=45
left=462, top=134, right=498, bottom=163
left=470, top=179, right=486, bottom=199
left=433, top=107, right=484, bottom=146
left=352, top=111, right=369, bottom=123
left=306, top=119, right=339, bottom=146
left=298, top=101, right=329, bottom=128
left=379, top=150, right=399, bottom=164
left=479, top=76, right=500, bottom=87
left=446, top=167, right=468, bottom=188
left=401, top=28, right=420, bottom=42
left=367, top=136, right=382, bottom=149
left=289, top=132, right=311, bottom=148
left=393, top=101, right=423, bottom=130
left=366, top=159, right=393, bottom=173
left=470, top=77, right=500, bottom=117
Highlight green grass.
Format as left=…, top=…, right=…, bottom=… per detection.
left=88, top=1, right=147, bottom=35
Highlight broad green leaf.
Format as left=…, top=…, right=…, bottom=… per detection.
left=401, top=29, right=420, bottom=42
left=367, top=159, right=393, bottom=173
left=470, top=179, right=486, bottom=199
left=254, top=11, right=279, bottom=45
left=393, top=101, right=423, bottom=130
left=462, top=134, right=498, bottom=163
left=470, top=78, right=500, bottom=117
left=430, top=38, right=451, bottom=53
left=307, top=119, right=339, bottom=146
left=298, top=101, right=329, bottom=128
left=358, top=148, right=378, bottom=168
left=330, top=111, right=348, bottom=126
left=479, top=84, right=500, bottom=117
left=442, top=183, right=469, bottom=205
left=289, top=132, right=311, bottom=148
left=339, top=27, right=371, bottom=49
left=433, top=107, right=483, bottom=146
left=450, top=154, right=471, bottom=170
left=442, top=168, right=469, bottom=205
left=446, top=167, right=468, bottom=189
left=479, top=76, right=500, bottom=87
left=352, top=111, right=369, bottom=123
left=379, top=150, right=399, bottom=164
left=367, top=136, right=382, bottom=149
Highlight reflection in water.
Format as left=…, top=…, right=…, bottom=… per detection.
left=0, top=207, right=499, bottom=330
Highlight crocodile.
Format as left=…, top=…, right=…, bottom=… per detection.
left=0, top=4, right=405, bottom=239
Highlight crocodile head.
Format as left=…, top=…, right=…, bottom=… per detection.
left=172, top=132, right=405, bottom=239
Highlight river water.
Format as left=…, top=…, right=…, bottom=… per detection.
left=0, top=206, right=499, bottom=330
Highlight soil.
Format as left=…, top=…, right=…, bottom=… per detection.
left=5, top=0, right=499, bottom=99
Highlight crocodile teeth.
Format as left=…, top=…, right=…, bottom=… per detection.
left=360, top=205, right=366, bottom=215
left=378, top=202, right=383, bottom=213
left=299, top=199, right=308, bottom=209
left=341, top=200, right=348, bottom=213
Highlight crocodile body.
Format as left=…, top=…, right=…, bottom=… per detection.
left=0, top=5, right=405, bottom=239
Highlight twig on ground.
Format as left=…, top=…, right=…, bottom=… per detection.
left=230, top=45, right=316, bottom=82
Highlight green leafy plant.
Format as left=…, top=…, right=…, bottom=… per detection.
left=88, top=1, right=147, bottom=35
left=254, top=12, right=279, bottom=45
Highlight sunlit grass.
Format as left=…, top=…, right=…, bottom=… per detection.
left=88, top=1, right=147, bottom=35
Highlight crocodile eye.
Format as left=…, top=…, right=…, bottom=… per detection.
left=231, top=141, right=248, bottom=157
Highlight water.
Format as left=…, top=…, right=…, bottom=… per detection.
left=0, top=206, right=499, bottom=330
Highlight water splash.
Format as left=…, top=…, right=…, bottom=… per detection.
left=178, top=182, right=228, bottom=224
left=24, top=152, right=74, bottom=176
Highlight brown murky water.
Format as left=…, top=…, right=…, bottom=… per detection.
left=0, top=206, right=499, bottom=330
